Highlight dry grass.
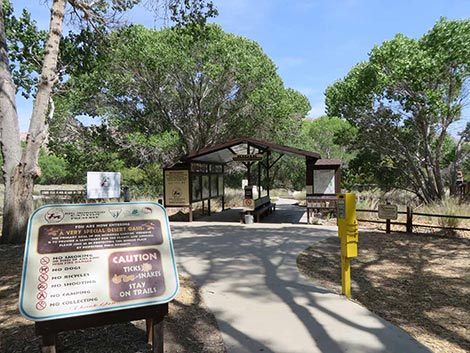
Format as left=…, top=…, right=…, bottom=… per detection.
left=0, top=244, right=225, bottom=353
left=297, top=230, right=470, bottom=353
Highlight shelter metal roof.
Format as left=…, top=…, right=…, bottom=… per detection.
left=181, top=137, right=321, bottom=164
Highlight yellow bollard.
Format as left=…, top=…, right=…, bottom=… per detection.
left=337, top=193, right=358, bottom=298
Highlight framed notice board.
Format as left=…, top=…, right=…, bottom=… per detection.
left=19, top=202, right=179, bottom=321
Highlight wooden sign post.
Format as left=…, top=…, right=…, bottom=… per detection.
left=19, top=202, right=179, bottom=352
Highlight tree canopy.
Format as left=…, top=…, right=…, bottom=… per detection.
left=55, top=24, right=310, bottom=163
left=0, top=0, right=218, bottom=244
left=325, top=18, right=470, bottom=202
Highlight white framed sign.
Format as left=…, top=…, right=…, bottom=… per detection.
left=19, top=202, right=179, bottom=321
left=87, top=172, right=121, bottom=199
left=313, top=169, right=336, bottom=194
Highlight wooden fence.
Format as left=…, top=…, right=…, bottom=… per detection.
left=357, top=207, right=470, bottom=233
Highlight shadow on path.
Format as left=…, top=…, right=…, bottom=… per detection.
left=171, top=223, right=432, bottom=353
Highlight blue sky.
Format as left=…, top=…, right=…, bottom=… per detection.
left=12, top=0, right=470, bottom=134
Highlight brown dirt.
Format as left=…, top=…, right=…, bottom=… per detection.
left=297, top=230, right=470, bottom=353
left=0, top=244, right=226, bottom=353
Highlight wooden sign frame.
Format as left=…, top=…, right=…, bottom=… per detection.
left=36, top=303, right=168, bottom=353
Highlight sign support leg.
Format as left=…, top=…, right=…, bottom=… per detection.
left=41, top=334, right=56, bottom=353
left=152, top=318, right=164, bottom=353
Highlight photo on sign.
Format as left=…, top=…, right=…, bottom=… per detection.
left=191, top=175, right=201, bottom=202
left=210, top=174, right=218, bottom=197
left=218, top=175, right=224, bottom=195
left=202, top=175, right=209, bottom=199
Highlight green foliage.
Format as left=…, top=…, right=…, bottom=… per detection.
left=121, top=163, right=163, bottom=198
left=2, top=0, right=47, bottom=98
left=62, top=24, right=309, bottom=158
left=270, top=155, right=305, bottom=190
left=300, top=116, right=355, bottom=159
left=36, top=150, right=69, bottom=185
left=299, top=116, right=356, bottom=188
left=169, top=0, right=218, bottom=28
left=47, top=124, right=127, bottom=183
left=325, top=18, right=470, bottom=203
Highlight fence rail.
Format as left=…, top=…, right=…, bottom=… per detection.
left=356, top=207, right=470, bottom=233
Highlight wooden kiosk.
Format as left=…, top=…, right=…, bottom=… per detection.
left=306, top=159, right=342, bottom=223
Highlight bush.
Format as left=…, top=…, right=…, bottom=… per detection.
left=37, top=151, right=69, bottom=184
left=120, top=163, right=163, bottom=199
left=421, top=197, right=463, bottom=229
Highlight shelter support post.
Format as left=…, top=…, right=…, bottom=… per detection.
left=222, top=165, right=225, bottom=210
left=258, top=161, right=261, bottom=197
left=266, top=151, right=270, bottom=197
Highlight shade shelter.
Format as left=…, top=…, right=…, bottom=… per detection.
left=163, top=137, right=339, bottom=222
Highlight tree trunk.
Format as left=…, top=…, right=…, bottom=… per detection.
left=0, top=2, right=22, bottom=243
left=0, top=0, right=66, bottom=244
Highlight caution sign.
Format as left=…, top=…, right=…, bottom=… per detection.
left=19, top=202, right=179, bottom=321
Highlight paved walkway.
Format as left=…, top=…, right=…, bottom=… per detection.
left=170, top=200, right=432, bottom=353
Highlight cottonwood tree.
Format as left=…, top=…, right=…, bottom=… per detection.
left=326, top=18, right=470, bottom=203
left=68, top=24, right=310, bottom=155
left=0, top=0, right=216, bottom=244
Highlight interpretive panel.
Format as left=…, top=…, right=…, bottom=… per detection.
left=210, top=175, right=218, bottom=197
left=218, top=175, right=224, bottom=195
left=378, top=204, right=398, bottom=220
left=191, top=175, right=201, bottom=202
left=202, top=176, right=210, bottom=199
left=87, top=172, right=121, bottom=199
left=19, top=202, right=179, bottom=321
left=164, top=170, right=190, bottom=206
left=313, top=169, right=336, bottom=195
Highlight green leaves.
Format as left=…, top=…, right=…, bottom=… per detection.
left=325, top=18, right=470, bottom=202
left=88, top=24, right=305, bottom=153
left=3, top=0, right=47, bottom=98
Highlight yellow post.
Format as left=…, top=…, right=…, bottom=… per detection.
left=337, top=193, right=358, bottom=298
left=341, top=255, right=351, bottom=298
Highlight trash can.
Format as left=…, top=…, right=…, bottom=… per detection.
left=245, top=214, right=254, bottom=224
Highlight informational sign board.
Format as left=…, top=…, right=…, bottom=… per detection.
left=19, top=202, right=179, bottom=322
left=378, top=204, right=398, bottom=220
left=314, top=169, right=336, bottom=194
left=164, top=170, right=190, bottom=206
left=232, top=154, right=263, bottom=162
left=87, top=172, right=121, bottom=199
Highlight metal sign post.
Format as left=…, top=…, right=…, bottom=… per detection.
left=337, top=194, right=358, bottom=298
